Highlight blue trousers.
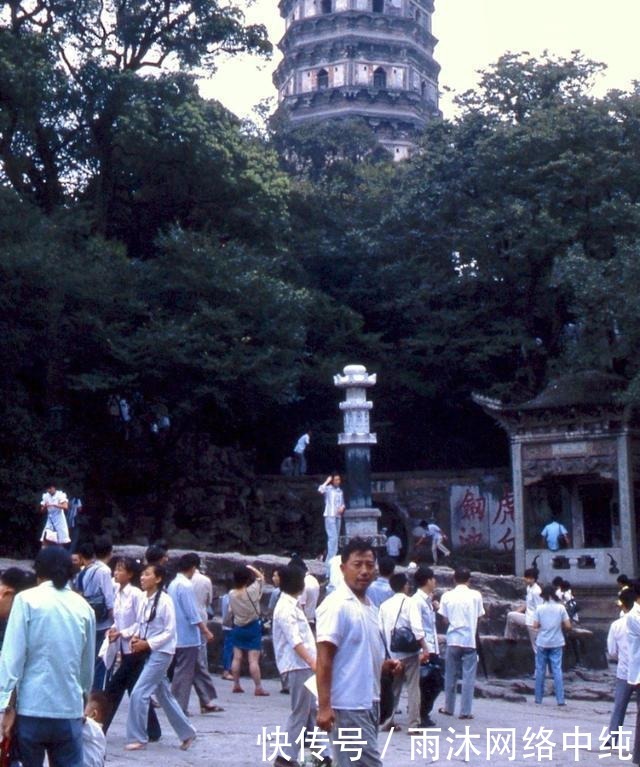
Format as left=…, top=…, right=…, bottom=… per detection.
left=126, top=651, right=196, bottom=745
left=325, top=516, right=341, bottom=562
left=444, top=645, right=477, bottom=717
left=17, top=715, right=83, bottom=767
left=535, top=646, right=565, bottom=704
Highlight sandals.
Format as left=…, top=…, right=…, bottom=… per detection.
left=200, top=704, right=225, bottom=713
left=459, top=714, right=474, bottom=720
left=438, top=708, right=453, bottom=717
left=180, top=735, right=196, bottom=751
left=232, top=686, right=244, bottom=693
left=125, top=743, right=146, bottom=751
left=254, top=689, right=270, bottom=696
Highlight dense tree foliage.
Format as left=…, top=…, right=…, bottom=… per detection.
left=2, top=35, right=640, bottom=553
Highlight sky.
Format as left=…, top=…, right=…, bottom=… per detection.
left=199, top=0, right=640, bottom=121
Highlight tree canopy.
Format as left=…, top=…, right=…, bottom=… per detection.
left=3, top=41, right=640, bottom=553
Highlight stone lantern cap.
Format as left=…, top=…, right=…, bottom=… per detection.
left=333, top=364, right=377, bottom=388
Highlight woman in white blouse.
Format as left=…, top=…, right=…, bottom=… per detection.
left=125, top=564, right=196, bottom=751
left=102, top=558, right=161, bottom=739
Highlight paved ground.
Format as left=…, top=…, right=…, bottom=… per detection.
left=104, top=674, right=635, bottom=766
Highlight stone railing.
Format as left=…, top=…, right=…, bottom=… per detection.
left=525, top=547, right=622, bottom=587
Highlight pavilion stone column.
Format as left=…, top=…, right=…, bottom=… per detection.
left=617, top=430, right=637, bottom=577
left=333, top=364, right=382, bottom=544
left=510, top=437, right=526, bottom=576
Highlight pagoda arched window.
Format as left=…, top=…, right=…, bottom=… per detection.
left=372, top=0, right=384, bottom=12
left=373, top=66, right=386, bottom=88
left=321, top=0, right=332, bottom=13
left=317, top=68, right=329, bottom=89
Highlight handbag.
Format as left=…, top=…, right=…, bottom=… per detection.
left=419, top=655, right=444, bottom=694
left=389, top=598, right=420, bottom=653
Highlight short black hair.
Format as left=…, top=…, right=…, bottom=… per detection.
left=617, top=574, right=631, bottom=586
left=378, top=556, right=396, bottom=578
left=76, top=542, right=95, bottom=560
left=341, top=537, right=376, bottom=564
left=114, top=557, right=141, bottom=578
left=560, top=579, right=571, bottom=591
left=414, top=566, right=435, bottom=588
left=0, top=567, right=35, bottom=593
left=541, top=584, right=559, bottom=602
left=389, top=573, right=407, bottom=593
left=524, top=568, right=539, bottom=580
left=279, top=565, right=306, bottom=596
left=35, top=546, right=73, bottom=589
left=178, top=553, right=200, bottom=572
left=232, top=566, right=255, bottom=589
left=145, top=544, right=167, bottom=565
left=454, top=566, right=471, bottom=584
left=620, top=588, right=636, bottom=611
left=552, top=576, right=564, bottom=588
left=287, top=554, right=308, bottom=573
left=94, top=535, right=113, bottom=558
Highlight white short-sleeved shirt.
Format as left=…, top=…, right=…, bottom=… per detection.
left=300, top=573, right=320, bottom=622
left=318, top=484, right=344, bottom=518
left=41, top=490, right=68, bottom=510
left=379, top=593, right=418, bottom=660
left=525, top=582, right=543, bottom=626
left=273, top=592, right=316, bottom=674
left=607, top=614, right=629, bottom=680
left=626, top=604, right=640, bottom=684
left=534, top=601, right=569, bottom=648
left=294, top=434, right=310, bottom=454
left=316, top=583, right=384, bottom=710
left=438, top=584, right=485, bottom=648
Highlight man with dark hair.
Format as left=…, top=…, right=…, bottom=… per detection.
left=504, top=567, right=542, bottom=652
left=378, top=572, right=420, bottom=731
left=77, top=537, right=115, bottom=691
left=316, top=538, right=400, bottom=766
left=168, top=553, right=220, bottom=715
left=366, top=556, right=395, bottom=608
left=438, top=567, right=485, bottom=719
left=410, top=566, right=441, bottom=726
left=145, top=543, right=169, bottom=566
left=272, top=565, right=329, bottom=767
left=0, top=547, right=95, bottom=767
left=0, top=568, right=36, bottom=652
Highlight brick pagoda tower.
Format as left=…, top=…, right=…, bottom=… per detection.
left=273, top=0, right=441, bottom=158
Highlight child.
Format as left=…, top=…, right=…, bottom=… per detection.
left=83, top=692, right=109, bottom=767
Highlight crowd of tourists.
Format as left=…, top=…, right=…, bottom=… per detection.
left=0, top=487, right=638, bottom=766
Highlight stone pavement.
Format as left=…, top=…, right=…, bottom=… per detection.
left=104, top=674, right=635, bottom=766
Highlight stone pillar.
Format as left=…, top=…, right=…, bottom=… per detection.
left=333, top=364, right=382, bottom=544
left=510, top=438, right=526, bottom=575
left=617, top=431, right=637, bottom=576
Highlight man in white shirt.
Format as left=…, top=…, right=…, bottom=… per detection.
left=190, top=557, right=223, bottom=713
left=410, top=566, right=441, bottom=727
left=272, top=565, right=329, bottom=767
left=607, top=588, right=636, bottom=742
left=438, top=567, right=485, bottom=719
left=318, top=475, right=346, bottom=563
left=504, top=567, right=542, bottom=653
left=316, top=538, right=401, bottom=767
left=366, top=556, right=395, bottom=608
left=426, top=519, right=450, bottom=564
left=626, top=592, right=640, bottom=763
left=378, top=572, right=421, bottom=731
left=39, top=482, right=70, bottom=546
left=293, top=431, right=311, bottom=475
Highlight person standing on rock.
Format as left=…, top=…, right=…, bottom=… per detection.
left=504, top=567, right=542, bottom=653
left=318, top=474, right=345, bottom=564
left=437, top=566, right=485, bottom=719
left=532, top=585, right=571, bottom=707
left=292, top=430, right=311, bottom=475
left=39, top=481, right=71, bottom=546
left=316, top=538, right=401, bottom=767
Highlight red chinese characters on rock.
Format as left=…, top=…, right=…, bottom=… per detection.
left=491, top=490, right=515, bottom=551
left=460, top=489, right=486, bottom=522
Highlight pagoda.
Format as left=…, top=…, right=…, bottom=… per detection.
left=273, top=0, right=441, bottom=158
